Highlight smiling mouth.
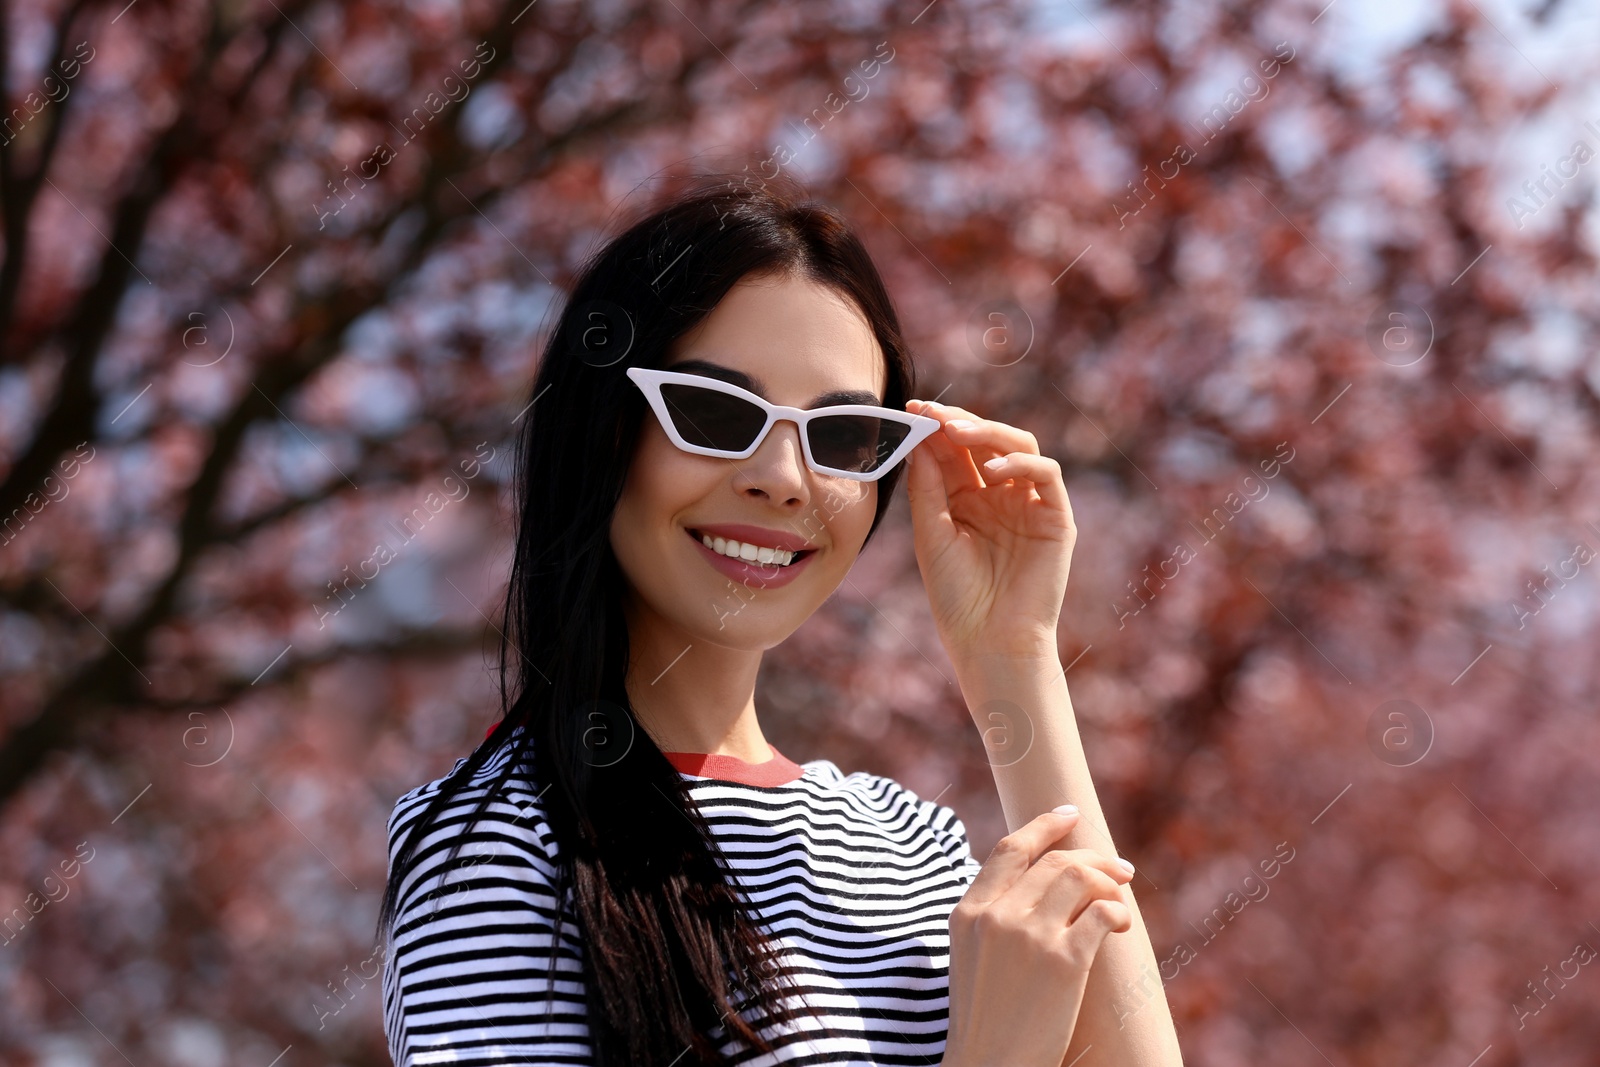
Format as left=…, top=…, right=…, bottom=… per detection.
left=686, top=528, right=817, bottom=567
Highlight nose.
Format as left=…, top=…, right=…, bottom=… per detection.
left=733, top=417, right=810, bottom=504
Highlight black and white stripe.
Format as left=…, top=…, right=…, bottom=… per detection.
left=382, top=729, right=983, bottom=1065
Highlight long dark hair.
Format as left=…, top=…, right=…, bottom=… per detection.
left=376, top=172, right=921, bottom=1065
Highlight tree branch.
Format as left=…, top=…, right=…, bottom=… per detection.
left=0, top=0, right=96, bottom=357
left=0, top=2, right=710, bottom=809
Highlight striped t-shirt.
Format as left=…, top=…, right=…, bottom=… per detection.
left=381, top=726, right=984, bottom=1065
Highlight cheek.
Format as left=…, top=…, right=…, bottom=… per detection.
left=611, top=435, right=718, bottom=559
left=819, top=481, right=878, bottom=556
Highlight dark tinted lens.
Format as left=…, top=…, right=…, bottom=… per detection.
left=808, top=415, right=911, bottom=473
left=660, top=382, right=768, bottom=452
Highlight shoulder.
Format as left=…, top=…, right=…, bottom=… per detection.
left=385, top=725, right=562, bottom=904
left=786, top=758, right=984, bottom=885
left=794, top=757, right=974, bottom=845
left=381, top=729, right=590, bottom=1066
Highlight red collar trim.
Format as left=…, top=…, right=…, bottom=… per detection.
left=661, top=745, right=805, bottom=787
left=482, top=723, right=804, bottom=787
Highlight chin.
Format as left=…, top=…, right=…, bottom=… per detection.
left=694, top=609, right=806, bottom=651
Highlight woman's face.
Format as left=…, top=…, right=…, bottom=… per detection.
left=610, top=271, right=888, bottom=651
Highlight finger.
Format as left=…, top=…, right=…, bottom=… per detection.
left=919, top=402, right=1007, bottom=476
left=1061, top=898, right=1134, bottom=968
left=963, top=808, right=1083, bottom=905
left=954, top=431, right=1006, bottom=477
left=978, top=451, right=1073, bottom=518
left=909, top=401, right=988, bottom=494
left=1024, top=853, right=1133, bottom=926
left=926, top=404, right=1044, bottom=490
left=1005, top=846, right=1131, bottom=911
left=930, top=403, right=1041, bottom=457
left=1056, top=902, right=1132, bottom=985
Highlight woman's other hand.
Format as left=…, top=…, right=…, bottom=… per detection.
left=942, top=807, right=1134, bottom=1067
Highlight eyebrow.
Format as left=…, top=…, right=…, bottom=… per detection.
left=667, top=359, right=883, bottom=408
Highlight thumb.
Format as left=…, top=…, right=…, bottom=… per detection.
left=904, top=443, right=953, bottom=542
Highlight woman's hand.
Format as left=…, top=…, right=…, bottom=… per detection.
left=903, top=399, right=1075, bottom=663
left=942, top=808, right=1135, bottom=1067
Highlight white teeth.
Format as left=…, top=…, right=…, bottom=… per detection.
left=698, top=532, right=799, bottom=566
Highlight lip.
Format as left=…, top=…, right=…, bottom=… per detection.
left=685, top=526, right=818, bottom=590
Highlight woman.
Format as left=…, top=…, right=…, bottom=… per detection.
left=377, top=174, right=1183, bottom=1067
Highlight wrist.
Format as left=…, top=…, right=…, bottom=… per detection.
left=951, top=641, right=1062, bottom=686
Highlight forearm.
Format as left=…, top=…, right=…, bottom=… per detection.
left=952, top=646, right=1184, bottom=1067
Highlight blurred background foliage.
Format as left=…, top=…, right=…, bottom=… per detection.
left=2, top=0, right=1598, bottom=1063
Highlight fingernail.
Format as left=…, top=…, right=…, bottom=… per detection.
left=1052, top=804, right=1078, bottom=815
left=983, top=456, right=1005, bottom=470
left=1116, top=857, right=1136, bottom=874
left=947, top=419, right=974, bottom=430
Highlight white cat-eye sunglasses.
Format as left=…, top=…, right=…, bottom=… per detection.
left=626, top=367, right=941, bottom=482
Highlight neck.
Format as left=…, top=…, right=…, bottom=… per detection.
left=622, top=593, right=772, bottom=762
